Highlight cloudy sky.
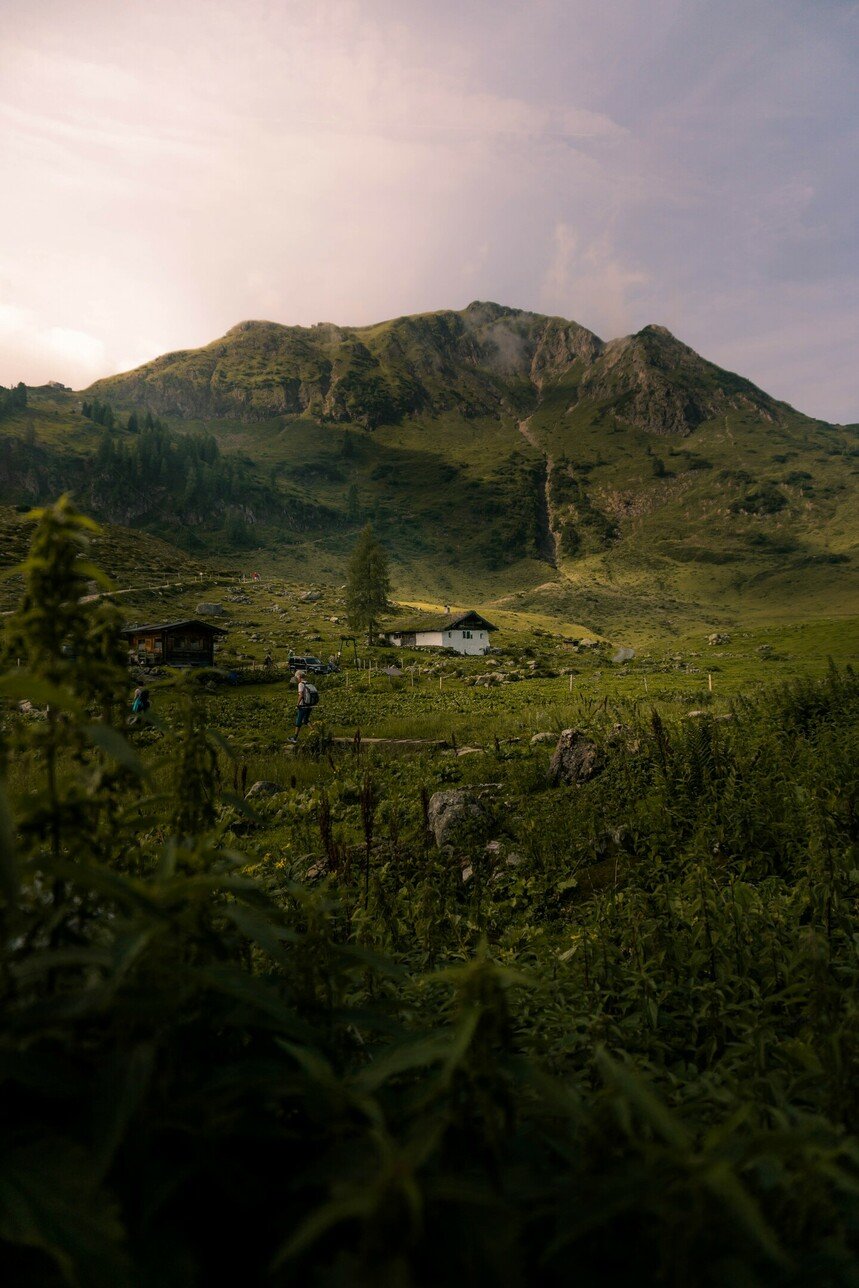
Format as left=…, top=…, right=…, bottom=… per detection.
left=1, top=0, right=856, bottom=420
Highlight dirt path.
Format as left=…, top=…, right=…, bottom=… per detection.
left=330, top=737, right=449, bottom=748
left=79, top=577, right=212, bottom=604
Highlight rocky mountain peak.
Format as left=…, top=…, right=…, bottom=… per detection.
left=86, top=302, right=797, bottom=435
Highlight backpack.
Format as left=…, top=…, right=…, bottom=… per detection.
left=132, top=689, right=150, bottom=715
left=302, top=682, right=319, bottom=707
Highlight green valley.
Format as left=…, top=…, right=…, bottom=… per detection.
left=1, top=301, right=857, bottom=640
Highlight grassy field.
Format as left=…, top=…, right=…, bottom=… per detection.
left=29, top=566, right=848, bottom=874
left=2, top=499, right=858, bottom=1284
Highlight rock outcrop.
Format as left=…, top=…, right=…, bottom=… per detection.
left=548, top=730, right=603, bottom=787
left=427, top=789, right=492, bottom=849
left=85, top=303, right=786, bottom=436
left=245, top=780, right=283, bottom=800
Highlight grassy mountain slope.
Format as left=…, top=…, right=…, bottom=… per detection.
left=2, top=305, right=856, bottom=636
left=87, top=302, right=785, bottom=433
left=0, top=503, right=210, bottom=612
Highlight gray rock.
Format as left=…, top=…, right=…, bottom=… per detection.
left=300, top=591, right=321, bottom=603
left=548, top=729, right=603, bottom=787
left=530, top=731, right=556, bottom=744
left=428, top=789, right=492, bottom=849
left=707, top=632, right=730, bottom=646
left=196, top=602, right=226, bottom=615
left=17, top=700, right=46, bottom=719
left=612, top=646, right=636, bottom=664
left=245, top=780, right=283, bottom=799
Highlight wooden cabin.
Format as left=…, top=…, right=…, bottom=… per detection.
left=386, top=611, right=497, bottom=656
left=121, top=619, right=227, bottom=667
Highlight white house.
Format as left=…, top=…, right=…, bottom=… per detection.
left=386, top=611, right=497, bottom=656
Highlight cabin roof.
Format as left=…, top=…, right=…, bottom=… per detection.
left=388, top=611, right=497, bottom=635
left=120, top=619, right=228, bottom=637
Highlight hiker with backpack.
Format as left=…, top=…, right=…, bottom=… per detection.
left=130, top=685, right=150, bottom=725
left=288, top=669, right=318, bottom=743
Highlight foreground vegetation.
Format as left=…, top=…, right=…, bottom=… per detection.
left=1, top=501, right=858, bottom=1286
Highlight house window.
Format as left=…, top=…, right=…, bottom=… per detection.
left=464, top=630, right=472, bottom=639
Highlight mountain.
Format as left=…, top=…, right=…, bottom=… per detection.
left=1, top=305, right=856, bottom=636
left=88, top=301, right=787, bottom=434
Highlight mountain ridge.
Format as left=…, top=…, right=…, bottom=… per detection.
left=86, top=301, right=792, bottom=436
left=3, top=303, right=855, bottom=636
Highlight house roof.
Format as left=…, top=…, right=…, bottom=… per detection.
left=120, top=619, right=228, bottom=637
left=388, top=611, right=497, bottom=635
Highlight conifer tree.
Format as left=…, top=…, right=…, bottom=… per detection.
left=345, top=523, right=390, bottom=645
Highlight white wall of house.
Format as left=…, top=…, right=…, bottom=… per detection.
left=422, top=628, right=490, bottom=655
left=389, top=626, right=493, bottom=655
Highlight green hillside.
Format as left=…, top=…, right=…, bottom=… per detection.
left=1, top=303, right=857, bottom=636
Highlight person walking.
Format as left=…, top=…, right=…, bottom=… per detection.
left=288, top=669, right=313, bottom=743
left=130, top=685, right=150, bottom=725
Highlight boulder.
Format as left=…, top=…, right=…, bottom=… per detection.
left=530, top=731, right=556, bottom=745
left=300, top=591, right=321, bottom=603
left=707, top=632, right=730, bottom=646
left=245, top=780, right=283, bottom=800
left=427, top=789, right=492, bottom=849
left=196, top=602, right=226, bottom=616
left=548, top=729, right=603, bottom=787
left=17, top=700, right=46, bottom=719
left=462, top=839, right=522, bottom=884
left=612, top=646, right=635, bottom=664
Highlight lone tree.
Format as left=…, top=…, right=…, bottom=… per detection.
left=346, top=523, right=391, bottom=645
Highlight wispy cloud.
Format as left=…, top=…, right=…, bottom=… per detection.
left=540, top=223, right=649, bottom=337
left=0, top=0, right=855, bottom=419
left=0, top=305, right=107, bottom=387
